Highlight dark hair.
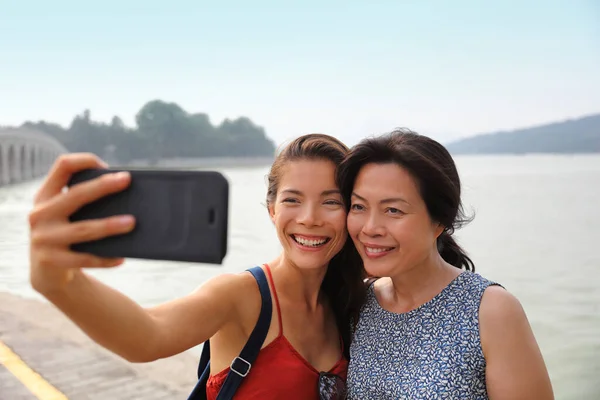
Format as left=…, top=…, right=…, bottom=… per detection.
left=266, top=133, right=366, bottom=355
left=338, top=128, right=475, bottom=272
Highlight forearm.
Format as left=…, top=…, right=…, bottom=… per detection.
left=41, top=270, right=160, bottom=362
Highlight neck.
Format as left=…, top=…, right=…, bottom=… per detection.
left=267, top=254, right=328, bottom=311
left=386, top=250, right=461, bottom=311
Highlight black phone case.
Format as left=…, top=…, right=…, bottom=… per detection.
left=67, top=168, right=229, bottom=264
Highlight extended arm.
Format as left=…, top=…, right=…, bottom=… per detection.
left=30, top=154, right=240, bottom=362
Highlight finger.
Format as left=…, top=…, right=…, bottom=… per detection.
left=70, top=253, right=125, bottom=269
left=63, top=171, right=131, bottom=217
left=31, top=171, right=131, bottom=222
left=34, top=249, right=125, bottom=271
left=31, top=215, right=136, bottom=247
left=35, top=153, right=109, bottom=204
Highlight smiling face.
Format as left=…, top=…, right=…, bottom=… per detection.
left=346, top=162, right=444, bottom=278
left=268, top=159, right=347, bottom=270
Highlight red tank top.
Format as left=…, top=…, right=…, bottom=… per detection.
left=206, top=265, right=348, bottom=400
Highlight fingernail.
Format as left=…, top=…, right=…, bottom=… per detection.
left=113, top=172, right=130, bottom=181
left=117, top=215, right=135, bottom=227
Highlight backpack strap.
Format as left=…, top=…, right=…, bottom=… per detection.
left=187, top=266, right=273, bottom=400
left=216, top=266, right=272, bottom=399
left=187, top=340, right=211, bottom=400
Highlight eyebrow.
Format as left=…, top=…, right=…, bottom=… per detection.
left=282, top=189, right=341, bottom=196
left=352, top=192, right=410, bottom=205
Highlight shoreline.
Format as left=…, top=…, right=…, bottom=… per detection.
left=117, top=156, right=275, bottom=169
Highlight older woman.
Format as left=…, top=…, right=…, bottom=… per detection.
left=339, top=129, right=554, bottom=400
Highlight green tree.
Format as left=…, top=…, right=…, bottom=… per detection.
left=19, top=99, right=277, bottom=165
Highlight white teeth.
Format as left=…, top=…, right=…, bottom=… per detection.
left=293, top=236, right=328, bottom=247
left=366, top=247, right=392, bottom=253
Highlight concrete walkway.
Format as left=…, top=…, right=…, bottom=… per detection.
left=0, top=292, right=200, bottom=400
left=0, top=365, right=37, bottom=400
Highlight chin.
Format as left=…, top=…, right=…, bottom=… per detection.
left=289, top=253, right=331, bottom=270
left=363, top=259, right=397, bottom=278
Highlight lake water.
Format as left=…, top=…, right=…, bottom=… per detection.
left=1, top=154, right=599, bottom=399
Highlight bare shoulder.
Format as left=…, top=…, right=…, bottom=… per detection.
left=192, top=269, right=259, bottom=295
left=149, top=269, right=262, bottom=333
left=479, top=285, right=526, bottom=327
left=188, top=269, right=262, bottom=312
left=142, top=268, right=265, bottom=360
left=479, top=285, right=554, bottom=399
left=191, top=269, right=264, bottom=345
left=479, top=285, right=532, bottom=356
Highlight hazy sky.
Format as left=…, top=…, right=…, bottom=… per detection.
left=1, top=0, right=599, bottom=145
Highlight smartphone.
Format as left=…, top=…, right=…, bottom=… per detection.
left=67, top=168, right=229, bottom=264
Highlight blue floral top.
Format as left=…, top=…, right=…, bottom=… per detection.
left=347, top=271, right=500, bottom=399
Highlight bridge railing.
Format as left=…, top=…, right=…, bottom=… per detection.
left=0, top=128, right=68, bottom=186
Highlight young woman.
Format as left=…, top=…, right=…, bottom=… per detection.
left=28, top=133, right=365, bottom=400
left=338, top=129, right=554, bottom=399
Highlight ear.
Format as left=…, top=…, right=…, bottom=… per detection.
left=433, top=222, right=444, bottom=239
left=268, top=203, right=276, bottom=223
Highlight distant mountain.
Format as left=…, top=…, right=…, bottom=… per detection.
left=445, top=114, right=600, bottom=154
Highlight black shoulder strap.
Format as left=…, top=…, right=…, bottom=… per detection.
left=216, top=266, right=272, bottom=399
left=187, top=266, right=272, bottom=400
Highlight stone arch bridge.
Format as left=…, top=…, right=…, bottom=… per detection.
left=0, top=127, right=68, bottom=186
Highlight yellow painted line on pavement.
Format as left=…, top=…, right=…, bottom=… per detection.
left=0, top=339, right=68, bottom=400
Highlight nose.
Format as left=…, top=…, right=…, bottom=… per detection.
left=297, top=204, right=322, bottom=227
left=361, top=212, right=385, bottom=237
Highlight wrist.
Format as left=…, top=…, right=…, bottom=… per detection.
left=31, top=268, right=85, bottom=298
